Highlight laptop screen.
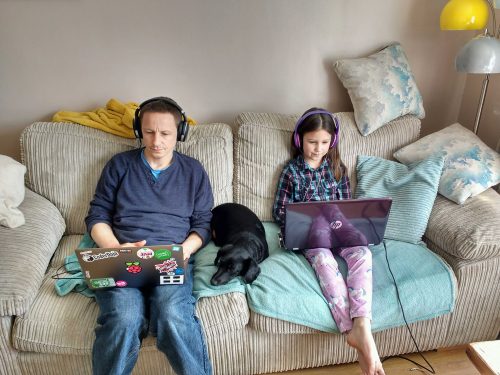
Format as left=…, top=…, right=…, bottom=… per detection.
left=284, top=198, right=392, bottom=250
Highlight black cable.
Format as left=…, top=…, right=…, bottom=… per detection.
left=51, top=261, right=91, bottom=296
left=381, top=240, right=436, bottom=374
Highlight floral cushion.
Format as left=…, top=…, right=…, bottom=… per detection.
left=394, top=123, right=500, bottom=204
left=334, top=42, right=425, bottom=136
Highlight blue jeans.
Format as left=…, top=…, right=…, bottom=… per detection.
left=92, top=263, right=212, bottom=375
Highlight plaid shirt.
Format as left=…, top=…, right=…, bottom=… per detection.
left=272, top=155, right=351, bottom=227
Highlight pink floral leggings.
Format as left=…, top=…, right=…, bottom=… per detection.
left=303, top=246, right=373, bottom=333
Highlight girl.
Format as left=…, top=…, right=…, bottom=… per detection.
left=273, top=108, right=385, bottom=375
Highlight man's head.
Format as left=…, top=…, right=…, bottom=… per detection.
left=133, top=97, right=188, bottom=141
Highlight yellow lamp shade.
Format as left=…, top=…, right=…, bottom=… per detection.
left=440, top=0, right=489, bottom=30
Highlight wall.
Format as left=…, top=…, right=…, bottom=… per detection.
left=0, top=0, right=471, bottom=160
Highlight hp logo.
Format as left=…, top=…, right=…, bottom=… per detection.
left=330, top=220, right=343, bottom=230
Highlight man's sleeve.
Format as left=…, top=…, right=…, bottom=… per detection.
left=85, top=158, right=120, bottom=233
left=189, top=166, right=214, bottom=246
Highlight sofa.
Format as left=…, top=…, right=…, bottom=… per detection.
left=1, top=111, right=499, bottom=375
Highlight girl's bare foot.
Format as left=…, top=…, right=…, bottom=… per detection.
left=346, top=317, right=385, bottom=375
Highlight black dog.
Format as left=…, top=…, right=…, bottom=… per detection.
left=210, top=203, right=269, bottom=286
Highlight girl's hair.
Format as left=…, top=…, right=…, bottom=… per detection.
left=291, top=107, right=347, bottom=181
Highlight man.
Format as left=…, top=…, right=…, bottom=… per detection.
left=85, top=97, right=213, bottom=375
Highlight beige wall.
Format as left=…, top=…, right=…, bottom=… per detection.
left=1, top=0, right=473, bottom=160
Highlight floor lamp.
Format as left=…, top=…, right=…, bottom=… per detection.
left=440, top=0, right=500, bottom=135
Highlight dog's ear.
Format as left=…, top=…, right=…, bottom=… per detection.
left=241, top=258, right=261, bottom=284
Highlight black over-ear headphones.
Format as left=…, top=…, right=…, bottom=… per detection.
left=133, top=97, right=189, bottom=142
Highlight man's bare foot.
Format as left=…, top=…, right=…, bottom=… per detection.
left=346, top=317, right=385, bottom=375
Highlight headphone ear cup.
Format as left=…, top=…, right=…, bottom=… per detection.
left=293, top=131, right=301, bottom=149
left=133, top=109, right=142, bottom=139
left=177, top=120, right=188, bottom=142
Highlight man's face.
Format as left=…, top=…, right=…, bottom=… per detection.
left=141, top=111, right=178, bottom=164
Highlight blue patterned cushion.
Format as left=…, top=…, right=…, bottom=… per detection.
left=394, top=123, right=500, bottom=204
left=334, top=43, right=425, bottom=136
left=355, top=155, right=444, bottom=244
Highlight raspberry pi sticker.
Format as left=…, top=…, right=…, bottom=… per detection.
left=126, top=261, right=142, bottom=274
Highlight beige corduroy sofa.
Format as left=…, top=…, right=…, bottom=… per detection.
left=1, top=112, right=499, bottom=375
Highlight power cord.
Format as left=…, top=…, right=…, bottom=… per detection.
left=51, top=261, right=91, bottom=296
left=381, top=240, right=436, bottom=374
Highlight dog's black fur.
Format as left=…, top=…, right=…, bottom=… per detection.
left=210, top=203, right=269, bottom=286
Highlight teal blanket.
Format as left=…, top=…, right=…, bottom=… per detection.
left=193, top=222, right=456, bottom=333
left=56, top=222, right=456, bottom=333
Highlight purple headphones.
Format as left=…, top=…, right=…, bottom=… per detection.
left=293, top=110, right=339, bottom=149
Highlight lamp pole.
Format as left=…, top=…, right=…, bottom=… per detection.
left=473, top=73, right=490, bottom=134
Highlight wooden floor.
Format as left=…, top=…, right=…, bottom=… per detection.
left=262, top=347, right=479, bottom=375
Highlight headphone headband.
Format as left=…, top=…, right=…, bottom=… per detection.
left=133, top=96, right=189, bottom=142
left=293, top=110, right=339, bottom=149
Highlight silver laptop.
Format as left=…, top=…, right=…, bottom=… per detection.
left=75, top=245, right=187, bottom=289
left=283, top=198, right=392, bottom=250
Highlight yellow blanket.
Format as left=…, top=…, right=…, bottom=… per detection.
left=53, top=98, right=196, bottom=139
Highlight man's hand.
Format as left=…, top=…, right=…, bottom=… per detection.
left=91, top=223, right=147, bottom=248
left=182, top=232, right=203, bottom=261
left=120, top=240, right=147, bottom=248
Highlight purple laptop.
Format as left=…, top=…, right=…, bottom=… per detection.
left=284, top=198, right=392, bottom=250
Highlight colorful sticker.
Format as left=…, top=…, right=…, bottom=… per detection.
left=90, top=278, right=116, bottom=289
left=154, top=249, right=172, bottom=261
left=115, top=280, right=127, bottom=287
left=126, top=261, right=142, bottom=274
left=82, top=251, right=119, bottom=262
left=137, top=247, right=154, bottom=259
left=160, top=275, right=184, bottom=285
left=155, top=259, right=178, bottom=274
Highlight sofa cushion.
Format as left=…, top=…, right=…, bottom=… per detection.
left=0, top=189, right=65, bottom=316
left=12, top=232, right=248, bottom=354
left=334, top=43, right=425, bottom=136
left=234, top=112, right=420, bottom=221
left=20, top=122, right=233, bottom=234
left=425, top=189, right=500, bottom=260
left=355, top=155, right=444, bottom=244
left=394, top=123, right=500, bottom=205
left=0, top=155, right=26, bottom=228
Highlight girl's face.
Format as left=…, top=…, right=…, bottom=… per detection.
left=301, top=129, right=332, bottom=169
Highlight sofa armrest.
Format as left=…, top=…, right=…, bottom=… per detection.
left=0, top=188, right=65, bottom=316
left=425, top=189, right=500, bottom=260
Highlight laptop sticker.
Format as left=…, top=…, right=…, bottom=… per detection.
left=126, top=262, right=142, bottom=274
left=137, top=248, right=154, bottom=259
left=91, top=278, right=116, bottom=289
left=154, top=249, right=172, bottom=261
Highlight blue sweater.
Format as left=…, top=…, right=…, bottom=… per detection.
left=85, top=148, right=214, bottom=246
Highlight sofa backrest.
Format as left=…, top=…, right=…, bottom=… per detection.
left=20, top=122, right=233, bottom=234
left=234, top=112, right=421, bottom=221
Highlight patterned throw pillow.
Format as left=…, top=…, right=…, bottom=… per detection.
left=334, top=43, right=425, bottom=136
left=355, top=155, right=444, bottom=244
left=394, top=123, right=500, bottom=204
